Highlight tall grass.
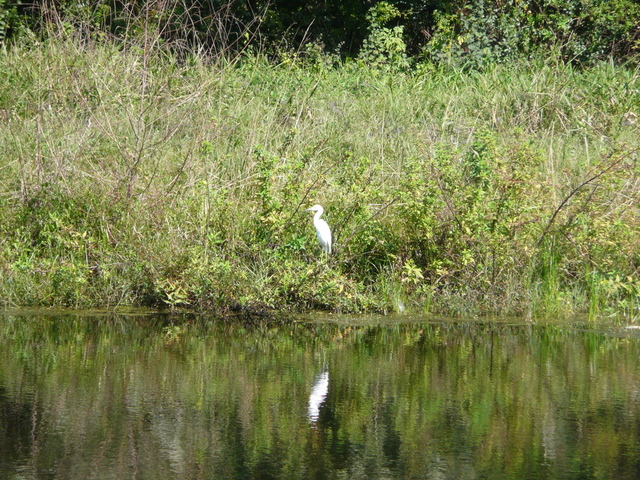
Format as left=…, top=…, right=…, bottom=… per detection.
left=0, top=36, right=638, bottom=318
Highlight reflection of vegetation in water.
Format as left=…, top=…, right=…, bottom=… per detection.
left=1, top=314, right=640, bottom=479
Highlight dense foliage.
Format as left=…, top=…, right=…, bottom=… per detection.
left=1, top=0, right=639, bottom=66
left=0, top=34, right=638, bottom=318
left=0, top=1, right=638, bottom=318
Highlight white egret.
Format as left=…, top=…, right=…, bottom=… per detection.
left=306, top=204, right=332, bottom=254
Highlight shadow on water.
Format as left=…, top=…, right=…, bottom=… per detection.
left=2, top=310, right=640, bottom=479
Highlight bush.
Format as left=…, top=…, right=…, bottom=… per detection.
left=2, top=1, right=639, bottom=66
left=423, top=0, right=640, bottom=67
left=0, top=33, right=639, bottom=318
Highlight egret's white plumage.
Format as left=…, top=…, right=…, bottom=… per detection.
left=306, top=204, right=332, bottom=254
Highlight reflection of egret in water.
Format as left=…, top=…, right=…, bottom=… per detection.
left=307, top=371, right=329, bottom=422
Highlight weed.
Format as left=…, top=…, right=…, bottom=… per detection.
left=0, top=33, right=639, bottom=319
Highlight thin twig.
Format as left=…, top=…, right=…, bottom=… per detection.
left=536, top=147, right=636, bottom=248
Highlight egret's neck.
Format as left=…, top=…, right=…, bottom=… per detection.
left=313, top=209, right=324, bottom=222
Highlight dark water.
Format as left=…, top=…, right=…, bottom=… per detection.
left=1, top=311, right=640, bottom=480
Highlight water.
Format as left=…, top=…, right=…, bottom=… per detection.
left=1, top=311, right=640, bottom=479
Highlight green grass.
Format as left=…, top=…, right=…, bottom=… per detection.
left=0, top=37, right=639, bottom=319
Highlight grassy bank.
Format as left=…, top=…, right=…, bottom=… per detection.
left=0, top=38, right=638, bottom=318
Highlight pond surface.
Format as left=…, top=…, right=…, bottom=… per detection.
left=1, top=311, right=640, bottom=480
